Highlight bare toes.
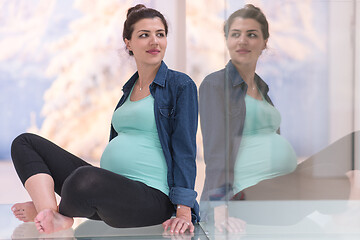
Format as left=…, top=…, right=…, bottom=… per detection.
left=11, top=202, right=37, bottom=222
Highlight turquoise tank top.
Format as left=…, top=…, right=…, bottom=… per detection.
left=100, top=86, right=169, bottom=195
left=233, top=94, right=297, bottom=194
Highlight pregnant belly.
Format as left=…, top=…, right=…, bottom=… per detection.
left=100, top=134, right=167, bottom=182
left=234, top=133, right=297, bottom=192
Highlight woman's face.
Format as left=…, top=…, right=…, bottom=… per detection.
left=226, top=17, right=267, bottom=67
left=125, top=17, right=167, bottom=67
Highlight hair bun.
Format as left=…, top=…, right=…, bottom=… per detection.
left=244, top=4, right=261, bottom=12
left=127, top=4, right=146, bottom=17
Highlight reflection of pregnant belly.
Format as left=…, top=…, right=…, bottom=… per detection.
left=234, top=133, right=297, bottom=193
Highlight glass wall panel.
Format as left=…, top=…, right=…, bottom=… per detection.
left=1, top=0, right=360, bottom=239
left=196, top=0, right=360, bottom=238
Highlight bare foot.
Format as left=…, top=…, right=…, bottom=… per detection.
left=34, top=209, right=74, bottom=234
left=11, top=202, right=38, bottom=222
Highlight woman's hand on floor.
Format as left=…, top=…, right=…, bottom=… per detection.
left=162, top=205, right=194, bottom=234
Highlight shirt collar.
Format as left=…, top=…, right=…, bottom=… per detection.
left=225, top=60, right=269, bottom=95
left=122, top=71, right=138, bottom=92
left=152, top=61, right=167, bottom=87
left=225, top=60, right=244, bottom=87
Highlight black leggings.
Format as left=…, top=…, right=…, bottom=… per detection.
left=11, top=133, right=174, bottom=228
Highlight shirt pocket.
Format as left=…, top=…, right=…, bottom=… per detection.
left=159, top=106, right=175, bottom=119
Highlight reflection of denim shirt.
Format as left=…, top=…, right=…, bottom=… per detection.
left=199, top=60, right=275, bottom=202
left=109, top=61, right=200, bottom=223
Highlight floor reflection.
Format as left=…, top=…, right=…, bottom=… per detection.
left=3, top=201, right=360, bottom=239
left=200, top=200, right=360, bottom=239
left=3, top=204, right=206, bottom=240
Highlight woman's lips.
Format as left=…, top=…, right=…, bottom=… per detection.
left=236, top=49, right=250, bottom=54
left=146, top=49, right=160, bottom=55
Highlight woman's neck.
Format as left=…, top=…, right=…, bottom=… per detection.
left=232, top=61, right=257, bottom=87
left=136, top=62, right=162, bottom=87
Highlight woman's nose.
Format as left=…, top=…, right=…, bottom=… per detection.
left=238, top=35, right=248, bottom=44
left=150, top=34, right=159, bottom=45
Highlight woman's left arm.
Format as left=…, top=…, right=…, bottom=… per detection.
left=163, top=79, right=198, bottom=233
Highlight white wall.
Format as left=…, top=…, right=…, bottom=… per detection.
left=328, top=0, right=355, bottom=144
left=153, top=0, right=186, bottom=72
left=355, top=0, right=360, bottom=168
left=322, top=0, right=359, bottom=173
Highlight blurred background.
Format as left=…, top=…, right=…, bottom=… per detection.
left=0, top=0, right=359, bottom=201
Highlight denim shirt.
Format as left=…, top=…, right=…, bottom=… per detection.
left=109, top=61, right=200, bottom=222
left=199, top=60, right=275, bottom=202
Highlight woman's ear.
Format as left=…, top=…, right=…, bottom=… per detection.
left=263, top=39, right=268, bottom=50
left=124, top=38, right=132, bottom=52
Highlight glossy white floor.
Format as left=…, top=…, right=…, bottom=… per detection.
left=2, top=161, right=360, bottom=240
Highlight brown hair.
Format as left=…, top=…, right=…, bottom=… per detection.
left=123, top=4, right=168, bottom=55
left=224, top=4, right=269, bottom=40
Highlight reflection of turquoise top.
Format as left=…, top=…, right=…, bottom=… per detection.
left=100, top=86, right=169, bottom=195
left=233, top=94, right=297, bottom=194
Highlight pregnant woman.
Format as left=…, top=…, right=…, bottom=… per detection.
left=11, top=4, right=199, bottom=235
left=199, top=5, right=355, bottom=233
left=199, top=4, right=297, bottom=204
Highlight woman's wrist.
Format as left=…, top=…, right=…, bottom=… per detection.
left=176, top=205, right=191, bottom=218
left=177, top=205, right=190, bottom=209
left=177, top=205, right=190, bottom=210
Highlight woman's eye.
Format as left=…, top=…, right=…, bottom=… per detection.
left=139, top=33, right=148, bottom=38
left=248, top=33, right=257, bottom=38
left=157, top=32, right=165, bottom=37
left=231, top=33, right=240, bottom=38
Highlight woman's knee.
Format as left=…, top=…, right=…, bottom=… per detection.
left=62, top=166, right=102, bottom=197
left=11, top=133, right=36, bottom=155
left=11, top=133, right=27, bottom=152
left=11, top=133, right=36, bottom=163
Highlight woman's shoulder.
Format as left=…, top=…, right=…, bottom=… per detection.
left=200, top=68, right=226, bottom=89
left=166, top=68, right=196, bottom=89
